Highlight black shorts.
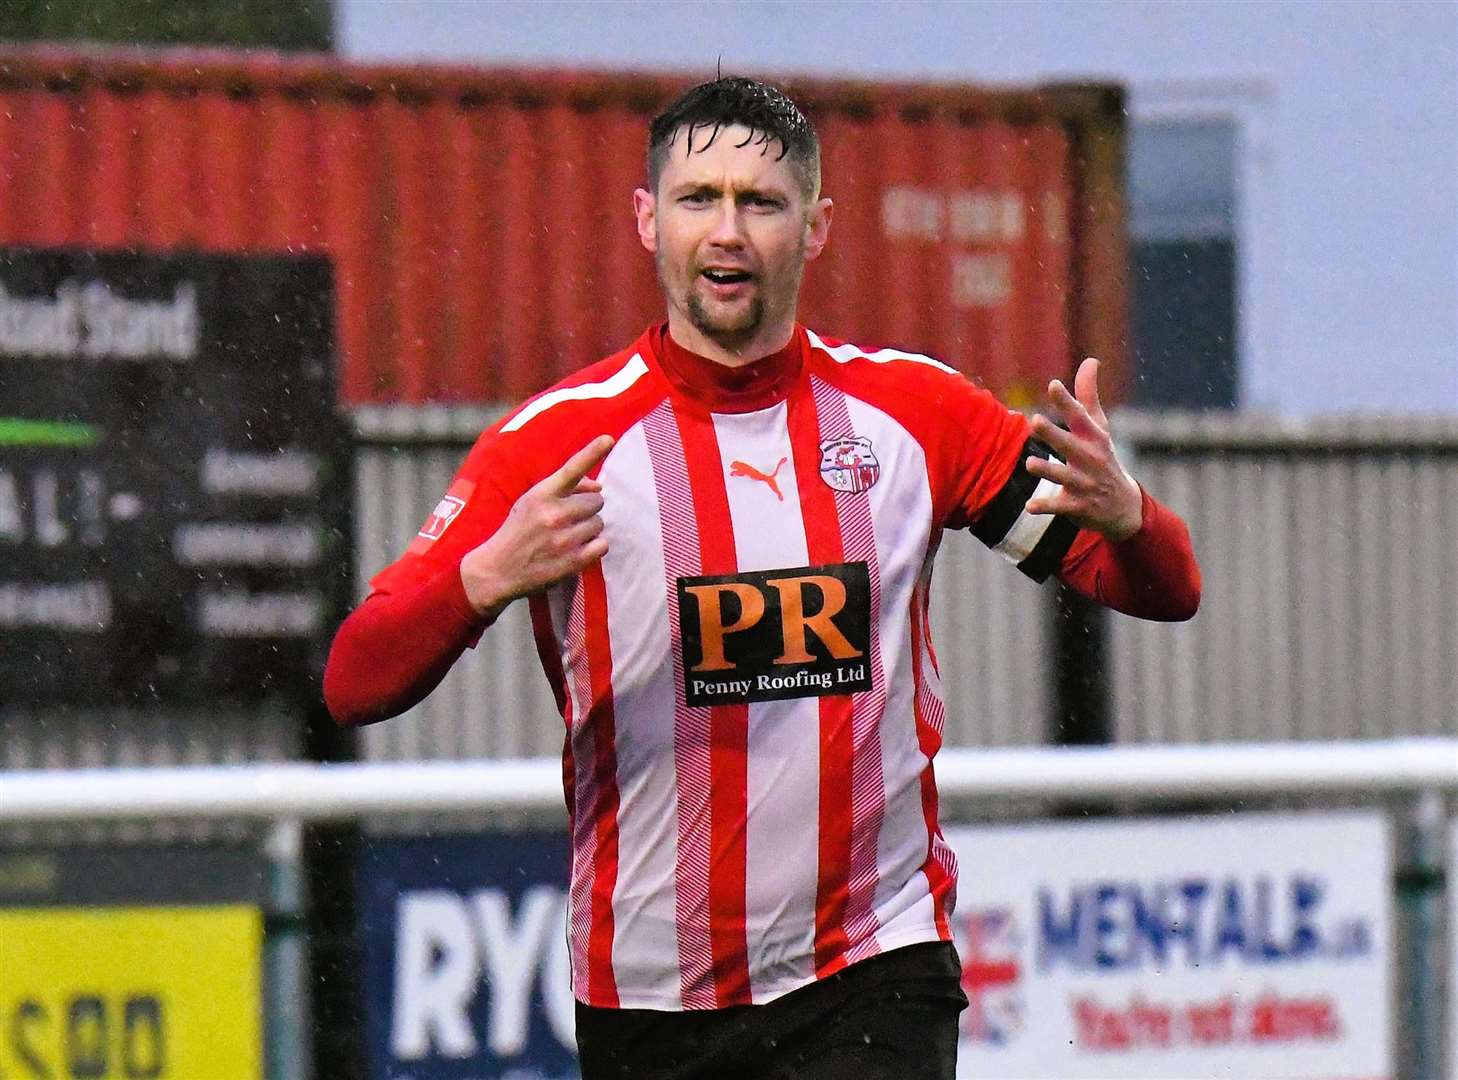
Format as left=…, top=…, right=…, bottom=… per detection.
left=574, top=941, right=968, bottom=1080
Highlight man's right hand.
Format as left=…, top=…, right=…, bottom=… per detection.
left=459, top=435, right=615, bottom=618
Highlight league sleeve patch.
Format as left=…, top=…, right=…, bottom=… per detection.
left=406, top=478, right=476, bottom=555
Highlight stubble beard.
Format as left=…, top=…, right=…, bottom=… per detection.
left=685, top=288, right=765, bottom=351
left=656, top=236, right=806, bottom=355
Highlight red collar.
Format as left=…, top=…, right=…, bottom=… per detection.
left=650, top=323, right=805, bottom=413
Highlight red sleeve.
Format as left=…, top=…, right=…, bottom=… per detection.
left=368, top=435, right=527, bottom=598
left=813, top=346, right=1199, bottom=619
left=813, top=346, right=1030, bottom=531
left=933, top=375, right=1032, bottom=531
left=1058, top=486, right=1202, bottom=621
left=323, top=563, right=491, bottom=727
left=323, top=420, right=529, bottom=728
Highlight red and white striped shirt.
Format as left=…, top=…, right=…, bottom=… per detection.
left=340, top=323, right=1200, bottom=1010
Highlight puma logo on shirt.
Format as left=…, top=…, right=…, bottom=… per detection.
left=729, top=457, right=788, bottom=500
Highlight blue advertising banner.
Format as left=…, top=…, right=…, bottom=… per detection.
left=358, top=831, right=577, bottom=1080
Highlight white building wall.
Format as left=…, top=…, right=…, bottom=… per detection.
left=339, top=0, right=1458, bottom=415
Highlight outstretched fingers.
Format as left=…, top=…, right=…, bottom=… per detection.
left=1021, top=360, right=1142, bottom=538
left=1028, top=412, right=1085, bottom=464
left=1025, top=453, right=1074, bottom=487
left=545, top=434, right=615, bottom=495
left=1046, top=378, right=1100, bottom=439
left=1073, top=357, right=1110, bottom=430
left=1025, top=488, right=1074, bottom=517
left=1025, top=453, right=1079, bottom=516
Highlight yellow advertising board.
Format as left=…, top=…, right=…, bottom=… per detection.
left=0, top=905, right=262, bottom=1079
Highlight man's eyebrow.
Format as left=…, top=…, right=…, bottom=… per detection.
left=669, top=180, right=790, bottom=201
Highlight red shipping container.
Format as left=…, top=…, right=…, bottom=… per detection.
left=0, top=46, right=1128, bottom=405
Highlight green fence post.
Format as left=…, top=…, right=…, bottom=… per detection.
left=1397, top=790, right=1447, bottom=1080
left=266, top=818, right=310, bottom=1080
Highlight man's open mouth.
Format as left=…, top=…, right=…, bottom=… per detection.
left=701, top=268, right=754, bottom=285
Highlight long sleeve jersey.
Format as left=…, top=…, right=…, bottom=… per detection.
left=325, top=323, right=1201, bottom=1011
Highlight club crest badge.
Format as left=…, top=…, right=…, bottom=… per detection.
left=818, top=436, right=880, bottom=494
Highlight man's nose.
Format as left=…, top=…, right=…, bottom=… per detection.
left=705, top=198, right=746, bottom=246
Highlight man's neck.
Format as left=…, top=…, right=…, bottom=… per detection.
left=664, top=310, right=796, bottom=368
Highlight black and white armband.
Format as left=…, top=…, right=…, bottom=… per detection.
left=970, top=437, right=1080, bottom=582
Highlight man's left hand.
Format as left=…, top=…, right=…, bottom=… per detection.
left=1024, top=357, right=1143, bottom=541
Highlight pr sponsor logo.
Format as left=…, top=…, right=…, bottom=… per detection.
left=676, top=561, right=872, bottom=705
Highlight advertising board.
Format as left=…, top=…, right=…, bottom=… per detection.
left=0, top=248, right=348, bottom=706
left=0, top=906, right=263, bottom=1079
left=358, top=831, right=576, bottom=1080
left=945, top=810, right=1392, bottom=1079
left=0, top=844, right=269, bottom=1080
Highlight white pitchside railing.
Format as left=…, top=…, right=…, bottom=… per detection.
left=4, top=738, right=1457, bottom=821
left=3, top=738, right=1456, bottom=1080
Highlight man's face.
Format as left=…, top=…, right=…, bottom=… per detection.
left=634, top=124, right=831, bottom=352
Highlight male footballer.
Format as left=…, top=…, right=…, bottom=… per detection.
left=326, top=76, right=1201, bottom=1079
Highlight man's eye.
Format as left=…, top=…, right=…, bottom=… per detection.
left=681, top=192, right=712, bottom=205
left=747, top=197, right=783, bottom=211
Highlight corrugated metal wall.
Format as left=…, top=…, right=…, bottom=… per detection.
left=1111, top=414, right=1458, bottom=744
left=0, top=706, right=299, bottom=770
left=351, top=410, right=1456, bottom=760
left=0, top=47, right=1123, bottom=406
left=924, top=535, right=1053, bottom=746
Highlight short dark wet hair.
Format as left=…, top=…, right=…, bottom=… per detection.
left=647, top=76, right=821, bottom=200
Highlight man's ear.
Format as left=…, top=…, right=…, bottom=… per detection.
left=633, top=188, right=657, bottom=254
left=804, top=197, right=833, bottom=262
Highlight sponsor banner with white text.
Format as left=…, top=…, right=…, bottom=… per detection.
left=358, top=831, right=576, bottom=1080
left=0, top=248, right=348, bottom=707
left=945, top=810, right=1392, bottom=1080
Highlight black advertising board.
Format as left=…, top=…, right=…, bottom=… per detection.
left=0, top=249, right=349, bottom=706
left=0, top=844, right=270, bottom=906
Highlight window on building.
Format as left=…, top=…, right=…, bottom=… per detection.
left=1127, top=116, right=1239, bottom=409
